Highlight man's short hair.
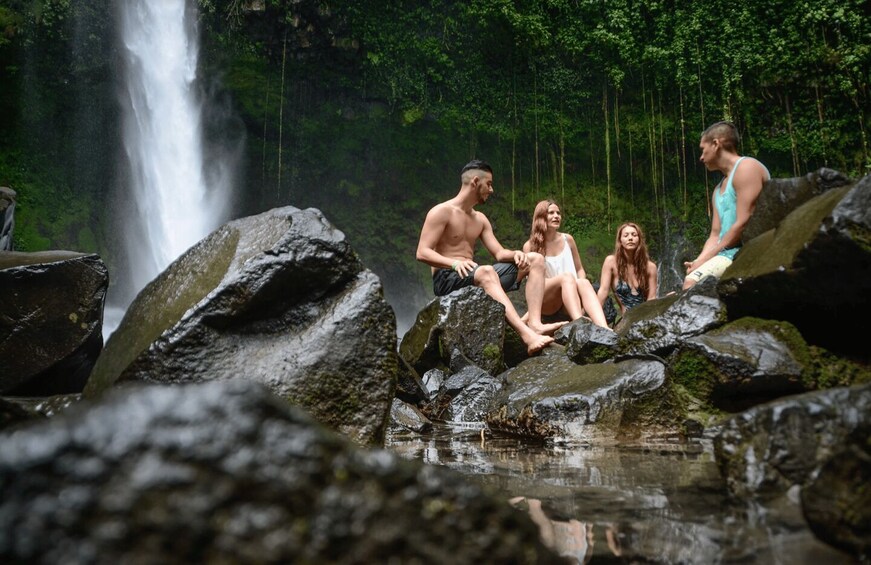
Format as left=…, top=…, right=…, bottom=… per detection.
left=460, top=159, right=493, bottom=177
left=701, top=121, right=739, bottom=152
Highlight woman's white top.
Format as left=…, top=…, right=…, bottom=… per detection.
left=545, top=234, right=576, bottom=278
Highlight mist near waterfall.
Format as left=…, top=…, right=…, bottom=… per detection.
left=105, top=0, right=238, bottom=338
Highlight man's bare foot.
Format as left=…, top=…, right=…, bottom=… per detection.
left=528, top=321, right=568, bottom=336
left=523, top=333, right=554, bottom=355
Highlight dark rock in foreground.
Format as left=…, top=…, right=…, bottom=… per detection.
left=0, top=380, right=559, bottom=564
left=713, top=382, right=871, bottom=501
left=85, top=206, right=397, bottom=445
left=0, top=251, right=107, bottom=396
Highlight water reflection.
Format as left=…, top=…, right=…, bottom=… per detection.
left=386, top=424, right=853, bottom=564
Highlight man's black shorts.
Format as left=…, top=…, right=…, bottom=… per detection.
left=432, top=262, right=520, bottom=297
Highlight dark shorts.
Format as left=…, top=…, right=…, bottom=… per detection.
left=432, top=262, right=520, bottom=297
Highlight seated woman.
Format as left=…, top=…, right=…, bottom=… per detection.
left=597, top=222, right=658, bottom=318
left=522, top=200, right=610, bottom=328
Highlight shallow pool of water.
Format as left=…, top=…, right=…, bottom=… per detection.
left=386, top=424, right=853, bottom=564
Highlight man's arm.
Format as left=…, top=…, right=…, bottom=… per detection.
left=718, top=160, right=767, bottom=249
left=685, top=159, right=767, bottom=272
left=480, top=213, right=527, bottom=267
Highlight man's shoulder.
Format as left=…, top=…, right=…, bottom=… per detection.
left=735, top=157, right=769, bottom=188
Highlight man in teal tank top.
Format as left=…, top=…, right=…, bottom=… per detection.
left=683, top=121, right=770, bottom=289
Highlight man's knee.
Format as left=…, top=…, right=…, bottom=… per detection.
left=526, top=252, right=544, bottom=268
left=474, top=265, right=499, bottom=286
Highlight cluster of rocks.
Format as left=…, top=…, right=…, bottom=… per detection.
left=393, top=169, right=871, bottom=560
left=1, top=169, right=869, bottom=560
left=0, top=205, right=562, bottom=562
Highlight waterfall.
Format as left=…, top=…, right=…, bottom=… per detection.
left=106, top=0, right=232, bottom=337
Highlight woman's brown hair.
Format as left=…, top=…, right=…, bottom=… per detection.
left=614, top=222, right=651, bottom=297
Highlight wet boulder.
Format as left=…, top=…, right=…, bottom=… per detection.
left=713, top=382, right=871, bottom=501
left=615, top=277, right=727, bottom=358
left=801, top=442, right=871, bottom=561
left=84, top=206, right=397, bottom=445
left=389, top=398, right=432, bottom=433
left=395, top=357, right=429, bottom=405
left=423, top=357, right=505, bottom=424
left=719, top=174, right=871, bottom=356
left=399, top=286, right=506, bottom=376
left=485, top=353, right=682, bottom=444
left=0, top=394, right=81, bottom=430
left=0, top=380, right=558, bottom=564
left=555, top=318, right=619, bottom=365
left=668, top=318, right=808, bottom=412
left=743, top=168, right=852, bottom=243
left=0, top=251, right=107, bottom=396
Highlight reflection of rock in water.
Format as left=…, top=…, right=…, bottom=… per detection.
left=386, top=425, right=849, bottom=564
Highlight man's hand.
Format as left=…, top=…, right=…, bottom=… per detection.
left=684, top=260, right=696, bottom=274
left=513, top=250, right=529, bottom=269
left=453, top=259, right=478, bottom=278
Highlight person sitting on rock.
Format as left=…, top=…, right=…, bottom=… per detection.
left=598, top=222, right=658, bottom=319
left=416, top=160, right=565, bottom=355
left=683, top=121, right=770, bottom=289
left=522, top=199, right=610, bottom=329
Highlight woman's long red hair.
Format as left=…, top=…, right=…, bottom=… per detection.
left=614, top=222, right=651, bottom=297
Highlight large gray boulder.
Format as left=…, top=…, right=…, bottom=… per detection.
left=84, top=207, right=397, bottom=445
left=0, top=380, right=559, bottom=564
left=719, top=174, right=871, bottom=355
left=399, top=286, right=506, bottom=377
left=485, top=353, right=681, bottom=444
left=668, top=318, right=807, bottom=412
left=615, top=277, right=727, bottom=358
left=743, top=168, right=852, bottom=243
left=0, top=251, right=107, bottom=395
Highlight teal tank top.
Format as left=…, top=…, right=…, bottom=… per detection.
left=714, top=157, right=769, bottom=260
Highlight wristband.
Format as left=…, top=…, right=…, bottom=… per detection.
left=451, top=261, right=459, bottom=271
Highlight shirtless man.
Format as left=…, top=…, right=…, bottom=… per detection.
left=416, top=160, right=564, bottom=354
left=683, top=121, right=770, bottom=289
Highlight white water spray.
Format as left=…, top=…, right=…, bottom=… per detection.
left=107, top=0, right=231, bottom=336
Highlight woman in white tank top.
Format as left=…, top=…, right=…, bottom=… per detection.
left=522, top=200, right=610, bottom=328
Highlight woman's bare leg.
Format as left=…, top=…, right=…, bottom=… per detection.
left=576, top=278, right=610, bottom=328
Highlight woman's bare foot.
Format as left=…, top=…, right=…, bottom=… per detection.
left=522, top=332, right=554, bottom=355
left=528, top=320, right=568, bottom=336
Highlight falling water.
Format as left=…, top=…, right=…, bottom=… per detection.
left=106, top=0, right=231, bottom=337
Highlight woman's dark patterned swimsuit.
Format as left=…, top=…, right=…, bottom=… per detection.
left=614, top=279, right=645, bottom=310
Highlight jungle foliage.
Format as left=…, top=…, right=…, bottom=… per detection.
left=1, top=0, right=869, bottom=319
